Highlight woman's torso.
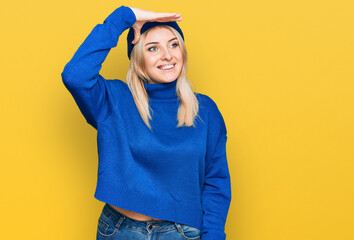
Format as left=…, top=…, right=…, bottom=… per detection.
left=107, top=204, right=164, bottom=221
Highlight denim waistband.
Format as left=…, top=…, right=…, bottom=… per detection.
left=102, top=203, right=184, bottom=232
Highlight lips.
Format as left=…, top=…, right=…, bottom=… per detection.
left=158, top=63, right=176, bottom=71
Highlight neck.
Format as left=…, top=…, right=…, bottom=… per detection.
left=143, top=79, right=178, bottom=100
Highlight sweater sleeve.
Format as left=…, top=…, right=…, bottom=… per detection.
left=61, top=6, right=136, bottom=129
left=201, top=97, right=232, bottom=240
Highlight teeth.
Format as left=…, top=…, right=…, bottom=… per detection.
left=160, top=64, right=174, bottom=70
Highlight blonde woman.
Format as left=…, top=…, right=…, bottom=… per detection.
left=61, top=5, right=231, bottom=240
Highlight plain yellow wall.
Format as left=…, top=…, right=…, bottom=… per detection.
left=1, top=0, right=353, bottom=239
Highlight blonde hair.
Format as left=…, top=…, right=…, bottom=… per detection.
left=126, top=25, right=200, bottom=130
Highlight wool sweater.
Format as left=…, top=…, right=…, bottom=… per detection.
left=61, top=6, right=231, bottom=240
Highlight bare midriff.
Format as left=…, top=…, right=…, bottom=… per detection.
left=108, top=204, right=164, bottom=222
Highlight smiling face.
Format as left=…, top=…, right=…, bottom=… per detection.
left=143, top=26, right=183, bottom=84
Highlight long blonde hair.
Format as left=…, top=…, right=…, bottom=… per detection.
left=126, top=25, right=200, bottom=130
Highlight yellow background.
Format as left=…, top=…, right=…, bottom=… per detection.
left=1, top=0, right=353, bottom=239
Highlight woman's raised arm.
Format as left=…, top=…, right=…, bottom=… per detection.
left=61, top=6, right=181, bottom=129
left=61, top=6, right=136, bottom=129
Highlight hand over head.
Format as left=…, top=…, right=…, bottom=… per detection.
left=129, top=7, right=182, bottom=44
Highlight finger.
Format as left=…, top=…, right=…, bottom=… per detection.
left=154, top=15, right=183, bottom=22
left=155, top=17, right=182, bottom=23
left=132, top=28, right=141, bottom=44
left=155, top=12, right=180, bottom=19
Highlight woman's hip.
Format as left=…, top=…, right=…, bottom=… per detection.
left=96, top=203, right=201, bottom=240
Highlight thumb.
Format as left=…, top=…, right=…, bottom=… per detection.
left=132, top=27, right=141, bottom=44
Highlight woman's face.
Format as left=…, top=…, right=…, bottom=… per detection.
left=143, top=27, right=183, bottom=84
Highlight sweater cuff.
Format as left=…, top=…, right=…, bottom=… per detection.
left=104, top=5, right=137, bottom=29
left=201, top=229, right=226, bottom=240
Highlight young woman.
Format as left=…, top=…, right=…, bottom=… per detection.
left=61, top=5, right=231, bottom=240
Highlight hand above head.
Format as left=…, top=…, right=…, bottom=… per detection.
left=129, top=7, right=183, bottom=44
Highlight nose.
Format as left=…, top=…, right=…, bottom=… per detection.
left=160, top=47, right=172, bottom=61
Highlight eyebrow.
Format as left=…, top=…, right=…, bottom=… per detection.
left=145, top=37, right=178, bottom=46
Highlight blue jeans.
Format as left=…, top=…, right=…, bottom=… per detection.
left=97, top=203, right=201, bottom=240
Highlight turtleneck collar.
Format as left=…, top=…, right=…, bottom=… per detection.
left=143, top=79, right=178, bottom=100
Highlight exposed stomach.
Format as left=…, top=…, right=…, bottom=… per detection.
left=108, top=204, right=164, bottom=221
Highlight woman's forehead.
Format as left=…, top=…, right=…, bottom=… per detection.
left=144, top=27, right=176, bottom=42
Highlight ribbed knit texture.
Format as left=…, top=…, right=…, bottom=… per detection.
left=61, top=6, right=231, bottom=240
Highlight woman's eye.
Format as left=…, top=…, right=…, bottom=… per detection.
left=148, top=46, right=158, bottom=51
left=170, top=43, right=179, bottom=48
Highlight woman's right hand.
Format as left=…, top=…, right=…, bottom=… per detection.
left=128, top=7, right=182, bottom=44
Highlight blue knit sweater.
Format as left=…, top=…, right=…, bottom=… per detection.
left=61, top=6, right=231, bottom=240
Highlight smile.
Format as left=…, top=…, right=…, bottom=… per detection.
left=158, top=64, right=176, bottom=71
